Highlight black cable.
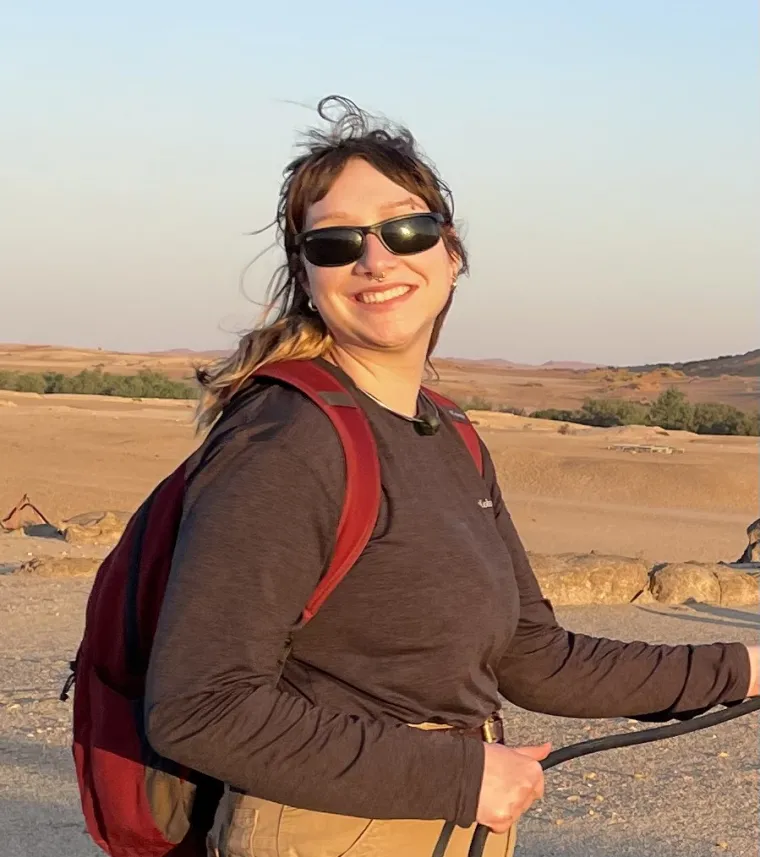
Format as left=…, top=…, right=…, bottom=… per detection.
left=432, top=697, right=760, bottom=857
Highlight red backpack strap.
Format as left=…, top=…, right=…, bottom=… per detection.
left=252, top=360, right=380, bottom=626
left=422, top=387, right=484, bottom=476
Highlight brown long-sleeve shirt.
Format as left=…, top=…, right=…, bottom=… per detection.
left=144, top=358, right=751, bottom=828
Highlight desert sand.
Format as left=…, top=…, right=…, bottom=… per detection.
left=1, top=345, right=759, bottom=857
left=3, top=577, right=759, bottom=857
left=1, top=380, right=756, bottom=567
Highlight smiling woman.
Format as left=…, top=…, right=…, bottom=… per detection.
left=299, top=161, right=458, bottom=389
left=134, top=95, right=759, bottom=857
left=194, top=96, right=468, bottom=424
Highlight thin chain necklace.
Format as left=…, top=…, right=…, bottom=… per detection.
left=359, top=386, right=419, bottom=421
left=321, top=354, right=439, bottom=430
left=357, top=386, right=441, bottom=434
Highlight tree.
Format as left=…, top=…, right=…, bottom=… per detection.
left=647, top=387, right=694, bottom=431
left=13, top=373, right=46, bottom=394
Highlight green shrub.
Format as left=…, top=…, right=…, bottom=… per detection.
left=457, top=395, right=495, bottom=411
left=11, top=373, right=47, bottom=394
left=531, top=408, right=578, bottom=422
left=528, top=386, right=757, bottom=437
left=0, top=368, right=198, bottom=400
left=578, top=398, right=650, bottom=427
left=646, top=388, right=694, bottom=431
left=692, top=402, right=759, bottom=436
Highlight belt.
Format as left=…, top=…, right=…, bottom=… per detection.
left=408, top=712, right=505, bottom=744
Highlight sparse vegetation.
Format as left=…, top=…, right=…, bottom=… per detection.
left=0, top=368, right=199, bottom=400
left=456, top=397, right=527, bottom=416
left=455, top=388, right=759, bottom=437
left=457, top=395, right=496, bottom=411
left=0, top=367, right=756, bottom=436
left=535, top=389, right=759, bottom=436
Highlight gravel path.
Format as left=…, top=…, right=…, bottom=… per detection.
left=1, top=574, right=758, bottom=857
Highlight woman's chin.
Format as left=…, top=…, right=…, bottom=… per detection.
left=356, top=322, right=433, bottom=354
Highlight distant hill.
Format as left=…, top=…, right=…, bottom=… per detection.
left=2, top=342, right=757, bottom=381
left=626, top=349, right=760, bottom=378
left=148, top=348, right=231, bottom=358
left=539, top=360, right=606, bottom=371
left=437, top=357, right=604, bottom=371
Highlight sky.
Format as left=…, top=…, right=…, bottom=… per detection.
left=1, top=1, right=758, bottom=366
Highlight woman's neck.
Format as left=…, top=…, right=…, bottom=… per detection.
left=326, top=346, right=425, bottom=418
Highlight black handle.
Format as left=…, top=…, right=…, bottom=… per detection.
left=452, top=697, right=760, bottom=857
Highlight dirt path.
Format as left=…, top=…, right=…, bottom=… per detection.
left=1, top=574, right=757, bottom=857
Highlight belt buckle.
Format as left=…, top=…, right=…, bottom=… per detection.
left=481, top=712, right=503, bottom=744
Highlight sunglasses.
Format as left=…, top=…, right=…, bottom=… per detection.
left=295, top=212, right=446, bottom=268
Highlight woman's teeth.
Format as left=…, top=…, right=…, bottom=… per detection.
left=356, top=285, right=411, bottom=304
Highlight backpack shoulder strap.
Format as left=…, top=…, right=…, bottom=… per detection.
left=251, top=360, right=380, bottom=626
left=422, top=387, right=484, bottom=476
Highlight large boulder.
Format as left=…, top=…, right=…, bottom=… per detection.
left=528, top=552, right=650, bottom=605
left=648, top=562, right=721, bottom=605
left=715, top=567, right=760, bottom=606
left=62, top=510, right=129, bottom=545
left=649, top=562, right=759, bottom=606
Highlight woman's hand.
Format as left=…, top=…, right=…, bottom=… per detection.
left=475, top=741, right=551, bottom=833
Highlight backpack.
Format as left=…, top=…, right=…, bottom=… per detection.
left=60, top=358, right=484, bottom=857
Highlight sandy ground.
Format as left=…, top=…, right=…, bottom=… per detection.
left=1, top=574, right=758, bottom=857
left=1, top=389, right=756, bottom=567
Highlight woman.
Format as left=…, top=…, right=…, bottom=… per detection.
left=144, top=96, right=758, bottom=857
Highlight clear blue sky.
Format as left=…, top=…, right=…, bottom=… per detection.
left=2, top=1, right=757, bottom=365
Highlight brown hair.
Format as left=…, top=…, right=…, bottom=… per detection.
left=195, top=95, right=468, bottom=431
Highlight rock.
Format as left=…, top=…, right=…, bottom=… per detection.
left=736, top=517, right=760, bottom=564
left=16, top=557, right=101, bottom=577
left=715, top=567, right=760, bottom=606
left=649, top=563, right=722, bottom=604
left=528, top=552, right=650, bottom=605
left=62, top=510, right=128, bottom=545
left=649, top=562, right=759, bottom=606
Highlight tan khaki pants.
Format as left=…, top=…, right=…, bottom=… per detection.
left=207, top=787, right=516, bottom=857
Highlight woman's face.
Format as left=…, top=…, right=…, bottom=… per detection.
left=299, top=157, right=459, bottom=359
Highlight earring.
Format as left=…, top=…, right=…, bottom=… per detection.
left=307, top=297, right=316, bottom=312
left=451, top=275, right=458, bottom=290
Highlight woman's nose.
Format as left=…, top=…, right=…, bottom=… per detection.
left=354, top=233, right=398, bottom=278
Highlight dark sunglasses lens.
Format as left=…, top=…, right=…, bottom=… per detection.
left=381, top=214, right=441, bottom=255
left=302, top=229, right=363, bottom=266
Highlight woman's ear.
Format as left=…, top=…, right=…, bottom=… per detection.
left=448, top=253, right=462, bottom=286
left=294, top=258, right=312, bottom=299
left=442, top=224, right=462, bottom=280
